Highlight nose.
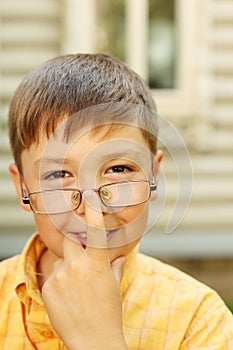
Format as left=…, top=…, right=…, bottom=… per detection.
left=74, top=189, right=103, bottom=215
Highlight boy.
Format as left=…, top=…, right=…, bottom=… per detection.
left=1, top=54, right=233, bottom=349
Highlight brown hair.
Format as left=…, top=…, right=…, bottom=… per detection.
left=8, top=54, right=158, bottom=173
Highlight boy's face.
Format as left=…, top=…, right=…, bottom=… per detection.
left=12, top=123, right=162, bottom=262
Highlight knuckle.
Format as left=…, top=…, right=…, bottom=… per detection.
left=69, top=259, right=80, bottom=272
left=54, top=270, right=63, bottom=281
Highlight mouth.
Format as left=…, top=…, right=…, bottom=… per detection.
left=66, top=229, right=119, bottom=247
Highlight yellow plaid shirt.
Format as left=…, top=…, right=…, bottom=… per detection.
left=0, top=234, right=233, bottom=349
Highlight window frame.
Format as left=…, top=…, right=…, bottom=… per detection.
left=62, top=0, right=202, bottom=119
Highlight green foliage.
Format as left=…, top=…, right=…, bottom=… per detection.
left=225, top=301, right=233, bottom=313
left=95, top=0, right=125, bottom=61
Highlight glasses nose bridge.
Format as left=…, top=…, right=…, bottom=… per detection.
left=74, top=188, right=101, bottom=213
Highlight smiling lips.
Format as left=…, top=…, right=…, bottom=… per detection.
left=66, top=229, right=119, bottom=246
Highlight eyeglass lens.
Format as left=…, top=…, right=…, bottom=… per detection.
left=29, top=181, right=150, bottom=214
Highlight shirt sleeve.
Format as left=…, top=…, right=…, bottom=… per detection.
left=180, top=291, right=233, bottom=350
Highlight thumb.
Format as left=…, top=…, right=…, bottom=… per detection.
left=111, top=256, right=126, bottom=285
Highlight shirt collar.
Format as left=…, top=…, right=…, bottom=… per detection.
left=14, top=233, right=46, bottom=308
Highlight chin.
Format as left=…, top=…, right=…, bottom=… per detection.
left=108, top=238, right=140, bottom=262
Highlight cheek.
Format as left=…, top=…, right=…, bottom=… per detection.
left=118, top=202, right=149, bottom=224
left=108, top=203, right=149, bottom=248
left=33, top=214, right=64, bottom=257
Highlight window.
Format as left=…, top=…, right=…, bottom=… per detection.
left=149, top=0, right=176, bottom=89
left=94, top=0, right=176, bottom=89
left=95, top=0, right=126, bottom=61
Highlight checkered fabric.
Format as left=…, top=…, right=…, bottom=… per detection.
left=0, top=234, right=233, bottom=349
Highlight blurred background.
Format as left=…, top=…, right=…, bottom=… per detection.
left=0, top=0, right=232, bottom=308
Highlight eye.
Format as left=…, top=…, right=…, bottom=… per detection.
left=45, top=170, right=71, bottom=179
left=106, top=165, right=133, bottom=173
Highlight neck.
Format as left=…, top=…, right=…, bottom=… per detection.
left=37, top=248, right=58, bottom=291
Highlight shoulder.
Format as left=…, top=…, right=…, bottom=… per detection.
left=126, top=253, right=233, bottom=347
left=136, top=253, right=233, bottom=321
left=0, top=255, right=21, bottom=299
left=137, top=252, right=220, bottom=289
left=0, top=255, right=20, bottom=282
left=130, top=253, right=206, bottom=298
left=135, top=253, right=225, bottom=298
left=135, top=252, right=205, bottom=288
left=133, top=253, right=232, bottom=315
left=0, top=233, right=43, bottom=294
left=0, top=255, right=20, bottom=275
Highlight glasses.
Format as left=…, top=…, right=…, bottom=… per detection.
left=21, top=180, right=157, bottom=215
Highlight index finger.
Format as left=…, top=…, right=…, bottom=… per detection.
left=84, top=191, right=109, bottom=261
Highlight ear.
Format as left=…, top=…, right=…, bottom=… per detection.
left=9, top=163, right=32, bottom=212
left=150, top=149, right=164, bottom=202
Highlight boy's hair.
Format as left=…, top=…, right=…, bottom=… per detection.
left=8, top=54, right=158, bottom=173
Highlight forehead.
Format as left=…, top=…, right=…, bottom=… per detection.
left=21, top=123, right=152, bottom=173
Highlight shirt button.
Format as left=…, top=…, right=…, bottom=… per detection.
left=41, top=329, right=54, bottom=338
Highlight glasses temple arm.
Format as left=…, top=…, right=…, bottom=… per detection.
left=20, top=176, right=30, bottom=204
left=150, top=158, right=157, bottom=191
left=150, top=175, right=157, bottom=191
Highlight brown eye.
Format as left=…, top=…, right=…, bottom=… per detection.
left=108, top=165, right=132, bottom=173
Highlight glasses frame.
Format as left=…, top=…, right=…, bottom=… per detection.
left=20, top=177, right=157, bottom=215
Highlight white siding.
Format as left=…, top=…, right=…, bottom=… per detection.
left=152, top=0, right=233, bottom=237
left=0, top=0, right=232, bottom=258
left=0, top=0, right=62, bottom=242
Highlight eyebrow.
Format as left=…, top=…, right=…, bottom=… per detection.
left=99, top=150, right=142, bottom=162
left=33, top=150, right=150, bottom=169
left=33, top=157, right=70, bottom=169
left=34, top=152, right=140, bottom=165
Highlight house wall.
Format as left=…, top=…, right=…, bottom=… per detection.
left=0, top=0, right=232, bottom=300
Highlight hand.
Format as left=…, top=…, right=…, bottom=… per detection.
left=42, top=194, right=127, bottom=350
